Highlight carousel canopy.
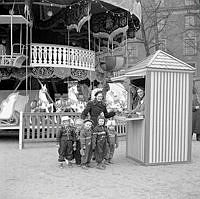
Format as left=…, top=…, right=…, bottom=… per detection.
left=0, top=0, right=142, bottom=80
left=38, top=0, right=142, bottom=21
left=101, top=0, right=141, bottom=22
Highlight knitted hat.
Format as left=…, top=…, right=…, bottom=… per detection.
left=83, top=119, right=94, bottom=125
left=97, top=114, right=105, bottom=120
left=61, top=116, right=74, bottom=125
left=74, top=118, right=84, bottom=126
left=94, top=90, right=103, bottom=97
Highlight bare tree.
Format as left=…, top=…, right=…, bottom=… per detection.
left=136, top=0, right=172, bottom=56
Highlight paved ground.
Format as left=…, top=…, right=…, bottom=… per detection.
left=1, top=133, right=200, bottom=199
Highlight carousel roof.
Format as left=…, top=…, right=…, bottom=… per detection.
left=39, top=0, right=141, bottom=22
left=0, top=0, right=142, bottom=82
left=0, top=0, right=141, bottom=19
left=0, top=0, right=141, bottom=45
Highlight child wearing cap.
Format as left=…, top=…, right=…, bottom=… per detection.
left=79, top=119, right=94, bottom=169
left=106, top=120, right=119, bottom=164
left=93, top=115, right=110, bottom=170
left=73, top=118, right=84, bottom=166
left=56, top=116, right=76, bottom=168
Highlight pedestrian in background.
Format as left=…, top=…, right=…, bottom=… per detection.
left=192, top=87, right=200, bottom=141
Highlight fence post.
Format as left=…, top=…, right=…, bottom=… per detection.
left=19, top=111, right=23, bottom=150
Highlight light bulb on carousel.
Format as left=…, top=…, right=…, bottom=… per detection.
left=47, top=4, right=53, bottom=17
left=47, top=10, right=53, bottom=17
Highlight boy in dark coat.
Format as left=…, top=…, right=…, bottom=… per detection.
left=80, top=119, right=94, bottom=169
left=106, top=120, right=119, bottom=164
left=93, top=115, right=110, bottom=170
left=56, top=116, right=76, bottom=168
left=73, top=118, right=84, bottom=166
left=81, top=90, right=115, bottom=127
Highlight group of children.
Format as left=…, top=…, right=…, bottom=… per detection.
left=56, top=115, right=119, bottom=170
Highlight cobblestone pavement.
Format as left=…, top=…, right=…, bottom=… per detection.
left=1, top=134, right=200, bottom=199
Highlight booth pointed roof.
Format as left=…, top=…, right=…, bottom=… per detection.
left=111, top=50, right=195, bottom=81
left=126, top=50, right=195, bottom=74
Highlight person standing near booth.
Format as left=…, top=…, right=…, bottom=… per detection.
left=81, top=90, right=116, bottom=127
left=131, top=87, right=145, bottom=117
left=192, top=87, right=200, bottom=141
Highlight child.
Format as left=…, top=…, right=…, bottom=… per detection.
left=56, top=116, right=76, bottom=168
left=93, top=115, right=110, bottom=170
left=80, top=119, right=94, bottom=169
left=106, top=120, right=119, bottom=164
left=73, top=118, right=84, bottom=166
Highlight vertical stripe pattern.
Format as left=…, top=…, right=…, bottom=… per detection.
left=149, top=71, right=190, bottom=164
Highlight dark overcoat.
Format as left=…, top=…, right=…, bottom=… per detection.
left=192, top=95, right=200, bottom=135
left=81, top=99, right=115, bottom=127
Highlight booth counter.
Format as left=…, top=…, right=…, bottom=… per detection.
left=126, top=117, right=145, bottom=163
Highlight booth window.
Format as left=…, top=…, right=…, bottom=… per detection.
left=130, top=78, right=145, bottom=110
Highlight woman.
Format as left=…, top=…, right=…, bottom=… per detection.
left=131, top=87, right=145, bottom=117
left=81, top=90, right=116, bottom=127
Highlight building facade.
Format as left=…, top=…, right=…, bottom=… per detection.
left=127, top=0, right=200, bottom=80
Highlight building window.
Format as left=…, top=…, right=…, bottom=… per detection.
left=159, top=39, right=166, bottom=51
left=128, top=46, right=138, bottom=57
left=185, top=0, right=194, bottom=5
left=185, top=15, right=195, bottom=29
left=186, top=30, right=196, bottom=38
left=155, top=0, right=164, bottom=7
left=184, top=38, right=196, bottom=55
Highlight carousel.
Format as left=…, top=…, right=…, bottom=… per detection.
left=0, top=0, right=141, bottom=148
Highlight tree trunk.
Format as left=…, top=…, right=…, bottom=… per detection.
left=141, top=18, right=150, bottom=56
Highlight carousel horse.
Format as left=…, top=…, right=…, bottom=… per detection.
left=38, top=84, right=54, bottom=113
left=68, top=86, right=86, bottom=113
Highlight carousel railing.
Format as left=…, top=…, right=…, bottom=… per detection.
left=19, top=112, right=126, bottom=149
left=30, top=43, right=95, bottom=71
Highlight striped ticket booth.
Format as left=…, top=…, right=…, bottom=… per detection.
left=113, top=50, right=195, bottom=165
